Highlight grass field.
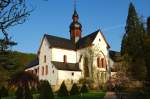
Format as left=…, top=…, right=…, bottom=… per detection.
left=2, top=91, right=106, bottom=99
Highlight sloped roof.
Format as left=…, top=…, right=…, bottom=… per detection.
left=76, top=30, right=99, bottom=49
left=52, top=61, right=81, bottom=71
left=109, top=50, right=122, bottom=62
left=45, top=34, right=76, bottom=50
left=26, top=58, right=39, bottom=69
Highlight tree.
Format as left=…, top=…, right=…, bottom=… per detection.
left=83, top=44, right=109, bottom=89
left=15, top=86, right=23, bottom=99
left=80, top=84, right=88, bottom=93
left=147, top=17, right=150, bottom=35
left=143, top=17, right=150, bottom=93
left=57, top=81, right=68, bottom=97
left=0, top=86, right=8, bottom=98
left=70, top=83, right=79, bottom=95
left=39, top=80, right=54, bottom=99
left=0, top=0, right=30, bottom=51
left=24, top=84, right=33, bottom=99
left=121, top=3, right=146, bottom=80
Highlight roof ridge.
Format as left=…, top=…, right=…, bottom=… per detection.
left=81, top=29, right=99, bottom=39
left=44, top=34, right=70, bottom=41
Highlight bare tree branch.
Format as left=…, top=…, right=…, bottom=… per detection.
left=0, top=0, right=30, bottom=51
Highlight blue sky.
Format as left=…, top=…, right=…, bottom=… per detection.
left=2, top=0, right=150, bottom=53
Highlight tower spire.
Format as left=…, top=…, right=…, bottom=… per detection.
left=69, top=0, right=82, bottom=43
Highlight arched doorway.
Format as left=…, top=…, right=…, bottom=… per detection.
left=83, top=57, right=89, bottom=78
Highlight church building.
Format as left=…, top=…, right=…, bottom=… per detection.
left=25, top=9, right=111, bottom=88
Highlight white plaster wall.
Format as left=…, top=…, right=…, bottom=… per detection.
left=51, top=48, right=77, bottom=63
left=58, top=70, right=81, bottom=82
left=38, top=37, right=58, bottom=85
left=77, top=31, right=110, bottom=78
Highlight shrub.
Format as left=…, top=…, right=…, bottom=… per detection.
left=39, top=80, right=54, bottom=99
left=15, top=86, right=23, bottom=99
left=70, top=83, right=80, bottom=95
left=31, top=86, right=37, bottom=94
left=80, top=84, right=88, bottom=93
left=57, top=81, right=68, bottom=97
left=24, top=84, right=33, bottom=99
left=0, top=86, right=8, bottom=97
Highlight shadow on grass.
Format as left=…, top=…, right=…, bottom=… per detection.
left=2, top=91, right=105, bottom=99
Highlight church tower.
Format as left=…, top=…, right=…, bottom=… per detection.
left=69, top=9, right=82, bottom=43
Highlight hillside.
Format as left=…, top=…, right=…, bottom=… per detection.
left=0, top=51, right=36, bottom=86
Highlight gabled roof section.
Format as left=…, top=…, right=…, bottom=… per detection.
left=52, top=61, right=81, bottom=71
left=26, top=58, right=39, bottom=69
left=45, top=34, right=76, bottom=50
left=109, top=50, right=122, bottom=62
left=76, top=30, right=99, bottom=49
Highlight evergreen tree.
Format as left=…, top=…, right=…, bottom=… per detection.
left=57, top=81, right=68, bottom=97
left=147, top=17, right=150, bottom=35
left=0, top=86, right=8, bottom=98
left=80, top=84, right=88, bottom=93
left=70, top=83, right=80, bottom=95
left=143, top=17, right=150, bottom=93
left=15, top=86, right=23, bottom=99
left=121, top=3, right=146, bottom=80
left=24, top=84, right=33, bottom=99
left=39, top=80, right=54, bottom=99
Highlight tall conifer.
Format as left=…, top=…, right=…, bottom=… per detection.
left=121, top=3, right=146, bottom=80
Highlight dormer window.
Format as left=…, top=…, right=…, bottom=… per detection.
left=63, top=55, right=67, bottom=63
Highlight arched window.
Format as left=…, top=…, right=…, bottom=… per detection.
left=101, top=58, right=104, bottom=68
left=63, top=55, right=67, bottom=63
left=44, top=55, right=46, bottom=63
left=45, top=65, right=48, bottom=75
left=97, top=57, right=100, bottom=68
left=84, top=57, right=89, bottom=78
left=42, top=66, right=44, bottom=75
left=101, top=58, right=107, bottom=68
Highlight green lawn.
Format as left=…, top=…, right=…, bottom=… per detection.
left=2, top=91, right=106, bottom=99
left=55, top=91, right=106, bottom=99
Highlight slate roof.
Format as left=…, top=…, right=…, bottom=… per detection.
left=45, top=34, right=76, bottom=50
left=51, top=61, right=81, bottom=71
left=109, top=50, right=122, bottom=62
left=76, top=30, right=99, bottom=49
left=26, top=58, right=39, bottom=69
left=45, top=30, right=100, bottom=50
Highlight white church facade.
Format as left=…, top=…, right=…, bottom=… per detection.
left=25, top=10, right=111, bottom=87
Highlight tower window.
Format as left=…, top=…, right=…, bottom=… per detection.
left=63, top=55, right=67, bottom=63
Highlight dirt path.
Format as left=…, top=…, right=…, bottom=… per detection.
left=103, top=92, right=117, bottom=99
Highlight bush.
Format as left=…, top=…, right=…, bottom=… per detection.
left=57, top=81, right=68, bottom=97
left=70, top=83, right=80, bottom=95
left=80, top=84, right=88, bottom=93
left=15, top=86, right=23, bottom=99
left=31, top=86, right=37, bottom=94
left=39, top=80, right=54, bottom=99
left=24, top=84, right=33, bottom=99
left=0, top=86, right=8, bottom=97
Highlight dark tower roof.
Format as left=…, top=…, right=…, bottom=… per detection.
left=72, top=9, right=78, bottom=18
left=70, top=9, right=82, bottom=29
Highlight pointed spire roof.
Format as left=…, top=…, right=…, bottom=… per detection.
left=72, top=9, right=78, bottom=18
